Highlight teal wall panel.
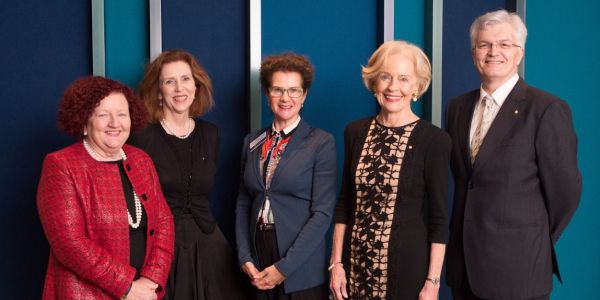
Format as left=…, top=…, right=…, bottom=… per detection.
left=395, top=0, right=425, bottom=118
left=526, top=1, right=600, bottom=298
left=262, top=0, right=378, bottom=168
left=394, top=0, right=425, bottom=47
left=104, top=0, right=148, bottom=87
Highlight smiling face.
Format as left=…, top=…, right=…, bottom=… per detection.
left=159, top=61, right=197, bottom=117
left=267, top=71, right=306, bottom=130
left=84, top=92, right=131, bottom=159
left=472, top=22, right=524, bottom=91
left=373, top=53, right=420, bottom=115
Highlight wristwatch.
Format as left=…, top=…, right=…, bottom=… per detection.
left=426, top=276, right=440, bottom=286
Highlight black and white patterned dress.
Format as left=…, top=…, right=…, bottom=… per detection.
left=349, top=119, right=417, bottom=299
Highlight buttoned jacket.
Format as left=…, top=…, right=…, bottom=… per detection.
left=445, top=79, right=582, bottom=299
left=236, top=119, right=337, bottom=293
left=37, top=142, right=174, bottom=299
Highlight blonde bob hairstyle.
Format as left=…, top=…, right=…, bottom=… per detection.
left=361, top=40, right=432, bottom=98
left=139, top=50, right=214, bottom=123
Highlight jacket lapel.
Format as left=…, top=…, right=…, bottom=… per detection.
left=269, top=119, right=311, bottom=187
left=250, top=128, right=269, bottom=189
left=472, top=79, right=527, bottom=171
left=458, top=91, right=479, bottom=174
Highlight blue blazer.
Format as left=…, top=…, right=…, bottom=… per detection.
left=235, top=119, right=337, bottom=293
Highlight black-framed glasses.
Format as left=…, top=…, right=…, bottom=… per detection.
left=268, top=87, right=304, bottom=98
left=474, top=41, right=522, bottom=51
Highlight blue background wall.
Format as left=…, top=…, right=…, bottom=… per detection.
left=0, top=1, right=598, bottom=298
left=104, top=0, right=149, bottom=87
left=525, top=1, right=600, bottom=297
left=160, top=0, right=248, bottom=242
left=0, top=1, right=91, bottom=297
left=262, top=0, right=378, bottom=172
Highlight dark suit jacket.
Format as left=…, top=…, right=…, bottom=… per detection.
left=445, top=79, right=582, bottom=299
left=235, top=119, right=337, bottom=293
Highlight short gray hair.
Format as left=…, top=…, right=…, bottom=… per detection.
left=469, top=10, right=527, bottom=49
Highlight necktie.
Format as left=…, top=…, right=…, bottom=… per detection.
left=470, top=95, right=494, bottom=163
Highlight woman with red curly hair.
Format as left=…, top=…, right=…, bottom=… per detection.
left=37, top=76, right=174, bottom=300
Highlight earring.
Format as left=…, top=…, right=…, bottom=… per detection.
left=412, top=92, right=419, bottom=102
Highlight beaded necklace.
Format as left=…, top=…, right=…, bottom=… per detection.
left=161, top=117, right=193, bottom=139
left=83, top=139, right=143, bottom=229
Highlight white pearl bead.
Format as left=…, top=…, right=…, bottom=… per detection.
left=83, top=139, right=141, bottom=228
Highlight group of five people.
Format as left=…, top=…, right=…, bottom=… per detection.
left=36, top=9, right=580, bottom=300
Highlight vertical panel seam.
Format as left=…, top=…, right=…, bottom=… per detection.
left=92, top=0, right=105, bottom=76
left=383, top=0, right=394, bottom=42
left=431, top=0, right=443, bottom=127
left=516, top=0, right=526, bottom=79
left=149, top=0, right=162, bottom=61
left=250, top=0, right=262, bottom=131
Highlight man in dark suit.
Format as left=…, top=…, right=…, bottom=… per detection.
left=445, top=9, right=582, bottom=300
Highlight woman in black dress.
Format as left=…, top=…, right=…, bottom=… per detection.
left=129, top=50, right=248, bottom=300
left=329, top=41, right=451, bottom=300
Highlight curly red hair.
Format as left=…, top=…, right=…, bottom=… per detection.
left=58, top=76, right=148, bottom=138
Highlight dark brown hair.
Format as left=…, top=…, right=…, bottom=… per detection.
left=259, top=52, right=314, bottom=92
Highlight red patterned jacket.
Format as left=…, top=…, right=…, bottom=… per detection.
left=37, top=142, right=174, bottom=299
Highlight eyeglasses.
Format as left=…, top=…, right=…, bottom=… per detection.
left=474, top=41, right=522, bottom=51
left=268, top=87, right=304, bottom=98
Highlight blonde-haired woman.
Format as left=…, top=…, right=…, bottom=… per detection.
left=329, top=40, right=451, bottom=300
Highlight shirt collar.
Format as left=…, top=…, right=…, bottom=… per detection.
left=271, top=116, right=301, bottom=137
left=479, top=73, right=519, bottom=107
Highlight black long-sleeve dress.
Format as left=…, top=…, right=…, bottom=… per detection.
left=334, top=117, right=451, bottom=299
left=129, top=119, right=248, bottom=300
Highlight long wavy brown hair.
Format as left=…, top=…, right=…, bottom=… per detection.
left=139, top=50, right=214, bottom=123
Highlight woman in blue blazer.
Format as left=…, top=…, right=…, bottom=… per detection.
left=236, top=52, right=337, bottom=300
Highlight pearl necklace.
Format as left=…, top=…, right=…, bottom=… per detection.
left=127, top=193, right=143, bottom=229
left=83, top=139, right=142, bottom=229
left=82, top=139, right=127, bottom=161
left=161, top=118, right=193, bottom=139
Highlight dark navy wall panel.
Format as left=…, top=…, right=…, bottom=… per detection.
left=440, top=2, right=509, bottom=299
left=262, top=0, right=378, bottom=175
left=162, top=0, right=248, bottom=241
left=442, top=0, right=508, bottom=122
left=0, top=1, right=92, bottom=297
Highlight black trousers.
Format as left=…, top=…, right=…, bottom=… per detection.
left=255, top=227, right=328, bottom=300
left=452, top=267, right=549, bottom=300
